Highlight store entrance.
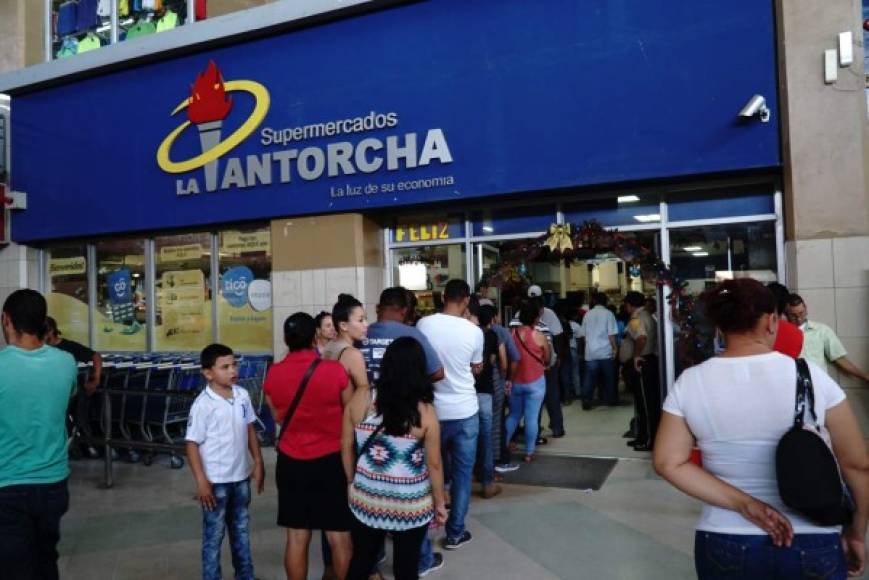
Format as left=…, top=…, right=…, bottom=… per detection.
left=473, top=233, right=664, bottom=459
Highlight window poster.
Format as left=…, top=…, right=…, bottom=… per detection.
left=47, top=248, right=89, bottom=344
left=217, top=227, right=272, bottom=352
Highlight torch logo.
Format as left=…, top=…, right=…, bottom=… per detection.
left=156, top=61, right=270, bottom=191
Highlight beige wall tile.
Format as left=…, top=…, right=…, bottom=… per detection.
left=271, top=270, right=301, bottom=308
left=794, top=239, right=833, bottom=290
left=834, top=288, right=869, bottom=339
left=363, top=266, right=386, bottom=307
left=794, top=287, right=836, bottom=329
left=300, top=269, right=327, bottom=306
left=832, top=236, right=869, bottom=289
left=325, top=267, right=358, bottom=301
left=838, top=337, right=869, bottom=389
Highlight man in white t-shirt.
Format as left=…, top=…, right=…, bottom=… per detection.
left=417, top=279, right=484, bottom=550
left=579, top=292, right=619, bottom=410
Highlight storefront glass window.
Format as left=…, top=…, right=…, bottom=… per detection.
left=154, top=232, right=212, bottom=352
left=392, top=244, right=466, bottom=317
left=119, top=0, right=189, bottom=43
left=670, top=221, right=778, bottom=376
left=392, top=213, right=465, bottom=244
left=667, top=188, right=774, bottom=222
left=53, top=0, right=111, bottom=60
left=471, top=205, right=555, bottom=237
left=47, top=244, right=90, bottom=344
left=94, top=239, right=147, bottom=351
left=217, top=226, right=272, bottom=352
left=563, top=196, right=661, bottom=228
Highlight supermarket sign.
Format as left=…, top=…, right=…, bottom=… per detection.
left=158, top=61, right=454, bottom=198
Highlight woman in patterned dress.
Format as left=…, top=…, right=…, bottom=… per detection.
left=341, top=337, right=448, bottom=580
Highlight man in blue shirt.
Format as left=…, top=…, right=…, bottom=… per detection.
left=357, top=286, right=445, bottom=576
left=0, top=289, right=77, bottom=579
left=359, top=287, right=444, bottom=385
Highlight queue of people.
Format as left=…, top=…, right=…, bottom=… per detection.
left=2, top=277, right=867, bottom=580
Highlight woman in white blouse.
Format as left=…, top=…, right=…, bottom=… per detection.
left=654, top=278, right=868, bottom=579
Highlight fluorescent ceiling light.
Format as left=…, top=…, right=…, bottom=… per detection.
left=682, top=246, right=702, bottom=252
left=481, top=225, right=494, bottom=233
left=692, top=252, right=710, bottom=257
left=633, top=214, right=661, bottom=223
left=617, top=195, right=640, bottom=204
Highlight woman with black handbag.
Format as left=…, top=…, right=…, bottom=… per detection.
left=653, top=279, right=868, bottom=579
left=264, top=313, right=354, bottom=580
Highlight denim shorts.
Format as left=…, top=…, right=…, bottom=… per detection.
left=695, top=531, right=845, bottom=580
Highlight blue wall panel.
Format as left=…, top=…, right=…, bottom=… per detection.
left=11, top=0, right=780, bottom=241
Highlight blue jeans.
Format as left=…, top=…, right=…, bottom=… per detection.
left=582, top=358, right=617, bottom=404
left=0, top=479, right=69, bottom=580
left=418, top=534, right=435, bottom=573
left=569, top=347, right=581, bottom=397
left=476, top=394, right=495, bottom=486
left=504, top=376, right=546, bottom=455
left=440, top=414, right=479, bottom=540
left=202, top=479, right=254, bottom=580
left=695, top=532, right=846, bottom=580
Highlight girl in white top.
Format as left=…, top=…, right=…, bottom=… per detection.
left=654, top=278, right=868, bottom=579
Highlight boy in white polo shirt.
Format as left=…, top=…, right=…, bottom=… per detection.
left=186, top=344, right=265, bottom=580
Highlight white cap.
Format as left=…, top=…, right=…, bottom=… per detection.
left=527, top=285, right=542, bottom=297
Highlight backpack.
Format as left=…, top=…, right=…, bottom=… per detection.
left=775, top=359, right=854, bottom=527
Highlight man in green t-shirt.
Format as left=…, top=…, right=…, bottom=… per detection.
left=0, top=289, right=77, bottom=579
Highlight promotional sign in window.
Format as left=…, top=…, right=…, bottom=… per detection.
left=218, top=226, right=271, bottom=352
left=47, top=247, right=89, bottom=344
left=155, top=233, right=212, bottom=351
left=95, top=239, right=146, bottom=351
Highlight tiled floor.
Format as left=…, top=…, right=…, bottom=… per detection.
left=59, top=453, right=698, bottom=580
left=56, top=402, right=869, bottom=579
left=56, top=402, right=694, bottom=580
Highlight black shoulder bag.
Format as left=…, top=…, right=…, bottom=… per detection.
left=276, top=359, right=321, bottom=451
left=775, top=358, right=854, bottom=526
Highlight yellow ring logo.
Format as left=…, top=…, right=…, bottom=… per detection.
left=156, top=80, right=270, bottom=174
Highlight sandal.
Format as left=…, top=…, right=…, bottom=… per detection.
left=524, top=454, right=534, bottom=463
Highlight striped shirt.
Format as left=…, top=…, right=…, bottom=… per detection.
left=349, top=413, right=434, bottom=531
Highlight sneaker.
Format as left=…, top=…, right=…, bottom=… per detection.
left=494, top=463, right=520, bottom=473
left=443, top=531, right=472, bottom=550
left=419, top=553, right=444, bottom=577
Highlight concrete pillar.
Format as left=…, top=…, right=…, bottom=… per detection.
left=0, top=242, right=41, bottom=346
left=269, top=213, right=385, bottom=359
left=777, top=0, right=869, bottom=433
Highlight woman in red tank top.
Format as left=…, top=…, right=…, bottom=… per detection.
left=504, top=299, right=551, bottom=463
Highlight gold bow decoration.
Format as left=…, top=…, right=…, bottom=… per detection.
left=545, top=223, right=573, bottom=253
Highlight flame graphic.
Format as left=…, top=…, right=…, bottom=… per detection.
left=188, top=61, right=233, bottom=124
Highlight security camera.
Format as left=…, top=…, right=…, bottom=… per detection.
left=738, top=94, right=770, bottom=123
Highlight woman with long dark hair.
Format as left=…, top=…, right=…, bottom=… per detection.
left=654, top=278, right=868, bottom=579
left=264, top=313, right=354, bottom=580
left=322, top=294, right=370, bottom=392
left=341, top=337, right=447, bottom=580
